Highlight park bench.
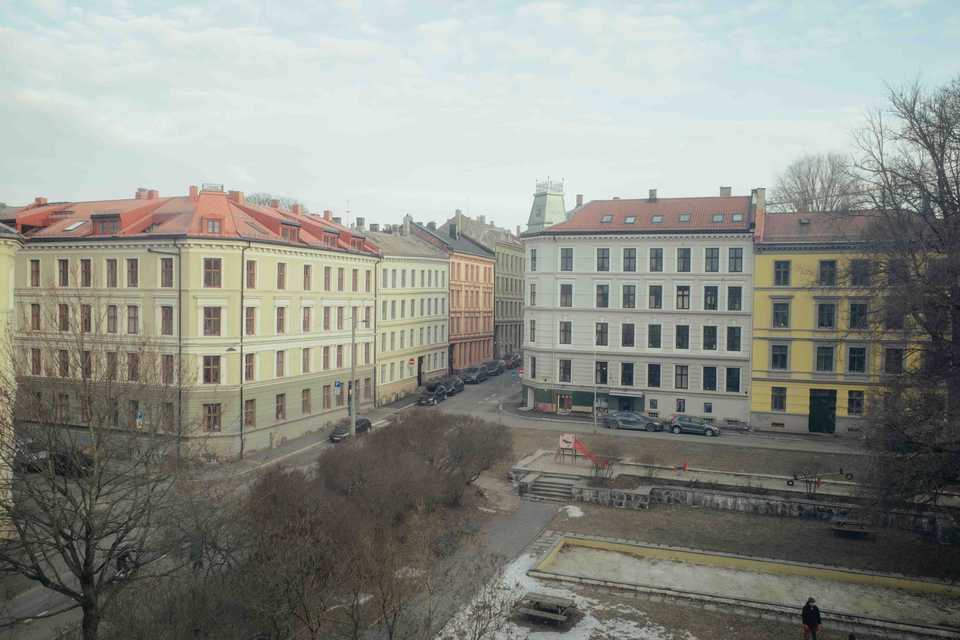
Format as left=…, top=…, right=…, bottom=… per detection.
left=515, top=592, right=575, bottom=624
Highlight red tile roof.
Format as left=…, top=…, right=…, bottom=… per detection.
left=13, top=188, right=381, bottom=255
left=757, top=211, right=873, bottom=244
left=539, top=195, right=753, bottom=233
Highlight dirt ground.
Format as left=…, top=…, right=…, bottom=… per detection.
left=549, top=502, right=960, bottom=581
left=509, top=428, right=864, bottom=478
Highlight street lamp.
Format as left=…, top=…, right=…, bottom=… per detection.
left=348, top=311, right=370, bottom=437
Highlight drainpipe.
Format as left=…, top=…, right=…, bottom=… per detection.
left=239, top=241, right=250, bottom=459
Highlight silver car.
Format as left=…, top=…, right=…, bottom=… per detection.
left=604, top=411, right=663, bottom=432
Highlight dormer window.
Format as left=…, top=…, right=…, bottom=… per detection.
left=351, top=238, right=363, bottom=250
left=93, top=215, right=120, bottom=235
left=712, top=213, right=725, bottom=223
left=600, top=214, right=613, bottom=223
left=624, top=216, right=636, bottom=224
left=651, top=215, right=663, bottom=224
left=679, top=213, right=691, bottom=222
left=732, top=213, right=744, bottom=222
left=281, top=224, right=299, bottom=242
left=323, top=234, right=337, bottom=247
left=206, top=218, right=222, bottom=234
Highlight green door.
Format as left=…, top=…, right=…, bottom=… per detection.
left=808, top=390, right=837, bottom=433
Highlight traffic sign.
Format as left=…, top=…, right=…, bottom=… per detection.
left=408, top=357, right=415, bottom=366
left=518, top=367, right=525, bottom=375
left=335, top=380, right=342, bottom=389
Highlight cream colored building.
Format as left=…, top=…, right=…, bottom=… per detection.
left=365, top=221, right=449, bottom=404
left=12, top=187, right=379, bottom=458
left=0, top=223, right=22, bottom=538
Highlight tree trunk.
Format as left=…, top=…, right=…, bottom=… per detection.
left=81, top=601, right=100, bottom=640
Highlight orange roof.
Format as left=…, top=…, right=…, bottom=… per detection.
left=540, top=195, right=753, bottom=234
left=756, top=211, right=873, bottom=244
left=13, top=188, right=381, bottom=256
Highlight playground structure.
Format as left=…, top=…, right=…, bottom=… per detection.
left=787, top=467, right=855, bottom=497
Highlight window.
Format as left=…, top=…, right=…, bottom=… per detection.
left=704, top=402, right=713, bottom=414
left=817, top=303, right=836, bottom=329
left=530, top=357, right=537, bottom=379
left=884, top=348, right=904, bottom=374
left=31, top=348, right=41, bottom=375
left=106, top=352, right=117, bottom=380
left=704, top=286, right=718, bottom=310
left=702, top=326, right=717, bottom=350
left=559, top=321, right=572, bottom=344
left=848, top=346, right=867, bottom=373
left=127, top=305, right=139, bottom=334
left=703, top=366, right=717, bottom=391
left=705, top=248, right=719, bottom=272
left=676, top=286, right=690, bottom=310
left=596, top=284, right=609, bottom=308
left=648, top=285, right=662, bottom=309
left=203, top=258, right=222, bottom=287
left=679, top=213, right=691, bottom=222
left=202, top=355, right=221, bottom=384
left=303, top=265, right=312, bottom=290
left=529, top=283, right=536, bottom=306
left=302, top=388, right=312, bottom=414
left=600, top=214, right=613, bottom=223
left=107, top=305, right=118, bottom=333
left=816, top=346, right=834, bottom=372
left=277, top=263, right=287, bottom=289
left=725, top=367, right=740, bottom=392
left=276, top=306, right=286, bottom=334
left=771, top=345, right=789, bottom=370
left=621, top=323, right=635, bottom=347
left=849, top=303, right=868, bottom=330
left=106, top=259, right=118, bottom=288
left=528, top=319, right=535, bottom=342
left=337, top=268, right=344, bottom=291
left=530, top=249, right=537, bottom=272
left=80, top=304, right=91, bottom=332
left=559, top=359, right=572, bottom=383
left=621, top=363, right=634, bottom=385
left=203, top=404, right=222, bottom=432
left=205, top=218, right=222, bottom=234
left=365, top=270, right=371, bottom=292
left=818, top=260, right=837, bottom=286
left=623, top=248, right=636, bottom=272
left=161, top=306, right=174, bottom=335
left=244, top=353, right=255, bottom=381
left=302, top=348, right=311, bottom=373
left=595, top=361, right=608, bottom=385
left=651, top=215, right=663, bottom=224
left=126, top=353, right=140, bottom=382
left=324, top=266, right=331, bottom=291
left=848, top=391, right=865, bottom=416
left=596, top=248, right=610, bottom=272
left=243, top=306, right=255, bottom=336
left=560, top=283, right=573, bottom=307
left=674, top=365, right=688, bottom=389
left=850, top=260, right=872, bottom=287
left=727, top=286, right=742, bottom=311
left=728, top=248, right=743, bottom=273
left=677, top=248, right=691, bottom=272
left=81, top=259, right=92, bottom=287
left=162, top=354, right=174, bottom=384
left=244, top=399, right=256, bottom=427
left=773, top=302, right=790, bottom=328
left=774, top=261, right=791, bottom=286
left=648, top=324, right=662, bottom=348
left=30, top=303, right=40, bottom=330
left=595, top=322, right=608, bottom=346
left=647, top=363, right=661, bottom=388
left=57, top=303, right=70, bottom=331
left=58, top=258, right=69, bottom=286
left=351, top=268, right=358, bottom=292
left=337, top=307, right=344, bottom=330
left=726, top=326, right=741, bottom=351
left=676, top=399, right=686, bottom=413
left=30, top=259, right=40, bottom=287
left=560, top=248, right=573, bottom=271
left=675, top=325, right=689, bottom=349
left=302, top=307, right=312, bottom=332
left=621, top=284, right=636, bottom=309
left=126, top=259, right=139, bottom=287
left=772, top=387, right=787, bottom=411
left=246, top=260, right=256, bottom=288
left=649, top=248, right=663, bottom=272
left=275, top=394, right=286, bottom=421
left=204, top=307, right=222, bottom=336
left=885, top=308, right=904, bottom=331
left=58, top=349, right=69, bottom=377
left=276, top=350, right=287, bottom=377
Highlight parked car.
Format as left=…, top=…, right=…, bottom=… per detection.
left=424, top=379, right=447, bottom=394
left=13, top=438, right=49, bottom=472
left=669, top=415, right=720, bottom=437
left=482, top=360, right=504, bottom=377
left=461, top=367, right=487, bottom=384
left=504, top=353, right=522, bottom=369
left=417, top=386, right=447, bottom=406
left=49, top=448, right=95, bottom=477
left=442, top=375, right=465, bottom=395
left=329, top=416, right=373, bottom=443
left=604, top=411, right=663, bottom=432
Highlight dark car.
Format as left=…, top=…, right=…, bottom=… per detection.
left=424, top=379, right=448, bottom=394
left=417, top=387, right=447, bottom=406
left=442, top=375, right=465, bottom=395
left=482, top=360, right=504, bottom=377
left=329, top=416, right=373, bottom=443
left=669, top=415, right=720, bottom=437
left=461, top=367, right=487, bottom=384
left=604, top=411, right=663, bottom=432
left=13, top=438, right=50, bottom=472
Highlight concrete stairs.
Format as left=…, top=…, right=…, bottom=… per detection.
left=526, top=473, right=580, bottom=502
left=526, top=529, right=564, bottom=560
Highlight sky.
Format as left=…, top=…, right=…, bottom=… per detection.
left=1, top=0, right=958, bottom=231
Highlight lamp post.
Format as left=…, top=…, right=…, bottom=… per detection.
left=349, top=310, right=369, bottom=437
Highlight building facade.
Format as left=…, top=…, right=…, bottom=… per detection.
left=751, top=210, right=883, bottom=434
left=0, top=224, right=21, bottom=538
left=410, top=220, right=494, bottom=371
left=12, top=187, right=380, bottom=458
left=521, top=189, right=762, bottom=424
left=364, top=225, right=449, bottom=404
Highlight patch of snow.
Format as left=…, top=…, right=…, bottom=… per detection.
left=559, top=505, right=584, bottom=518
left=478, top=506, right=498, bottom=514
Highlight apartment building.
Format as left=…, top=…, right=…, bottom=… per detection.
left=438, top=211, right=523, bottom=358
left=364, top=222, right=449, bottom=404
left=11, top=186, right=379, bottom=457
left=0, top=223, right=21, bottom=538
left=410, top=219, right=494, bottom=371
left=521, top=188, right=762, bottom=423
left=751, top=210, right=883, bottom=434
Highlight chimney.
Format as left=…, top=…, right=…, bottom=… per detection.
left=269, top=198, right=280, bottom=208
left=516, top=225, right=521, bottom=237
left=323, top=210, right=332, bottom=221
left=34, top=196, right=48, bottom=206
left=403, top=214, right=413, bottom=237
left=356, top=217, right=365, bottom=231
left=612, top=196, right=620, bottom=200
left=189, top=185, right=199, bottom=200
left=719, top=186, right=732, bottom=197
left=576, top=194, right=583, bottom=207
left=332, top=216, right=342, bottom=225
left=292, top=203, right=302, bottom=215
left=478, top=215, right=485, bottom=225
left=135, top=187, right=148, bottom=199
left=148, top=189, right=159, bottom=199
left=227, top=190, right=244, bottom=204
left=648, top=189, right=657, bottom=202
left=427, top=221, right=437, bottom=231
left=369, top=223, right=380, bottom=232
left=449, top=223, right=458, bottom=240
left=751, top=187, right=767, bottom=239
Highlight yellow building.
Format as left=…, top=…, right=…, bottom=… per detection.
left=751, top=211, right=898, bottom=434
left=0, top=223, right=22, bottom=538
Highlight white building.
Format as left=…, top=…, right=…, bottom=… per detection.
left=521, top=188, right=763, bottom=424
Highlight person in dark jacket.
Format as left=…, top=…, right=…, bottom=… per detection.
left=801, top=597, right=822, bottom=639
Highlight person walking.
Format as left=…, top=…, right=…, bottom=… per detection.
left=801, top=597, right=822, bottom=640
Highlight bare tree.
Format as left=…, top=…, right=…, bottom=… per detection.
left=850, top=77, right=960, bottom=509
left=0, top=285, right=199, bottom=640
left=245, top=192, right=307, bottom=212
left=769, top=152, right=865, bottom=212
